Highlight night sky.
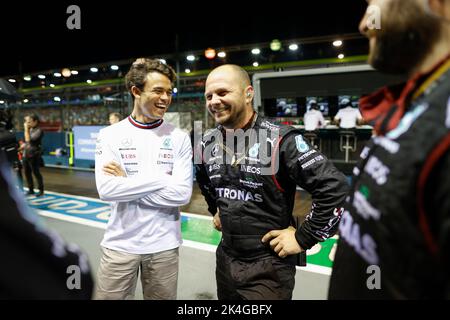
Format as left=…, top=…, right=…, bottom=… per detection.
left=0, top=1, right=367, bottom=76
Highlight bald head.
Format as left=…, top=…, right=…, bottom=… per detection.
left=207, top=64, right=251, bottom=89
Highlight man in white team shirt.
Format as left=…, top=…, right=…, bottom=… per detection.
left=94, top=58, right=193, bottom=300
left=334, top=98, right=364, bottom=129
left=303, top=100, right=325, bottom=131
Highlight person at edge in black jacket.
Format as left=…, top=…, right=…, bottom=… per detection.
left=0, top=152, right=93, bottom=299
left=328, top=0, right=450, bottom=299
left=194, top=64, right=349, bottom=300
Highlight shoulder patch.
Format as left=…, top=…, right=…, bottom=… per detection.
left=295, top=135, right=310, bottom=153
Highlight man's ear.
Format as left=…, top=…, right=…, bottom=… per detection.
left=131, top=86, right=141, bottom=99
left=245, top=86, right=254, bottom=101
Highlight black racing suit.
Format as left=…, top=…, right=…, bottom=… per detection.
left=0, top=153, right=93, bottom=299
left=329, top=58, right=450, bottom=299
left=195, top=115, right=349, bottom=299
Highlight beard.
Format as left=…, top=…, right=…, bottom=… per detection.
left=368, top=0, right=442, bottom=75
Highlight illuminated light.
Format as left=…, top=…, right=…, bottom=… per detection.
left=23, top=75, right=32, bottom=81
left=54, top=72, right=62, bottom=77
left=218, top=51, right=226, bottom=58
left=0, top=101, right=4, bottom=104
left=86, top=79, right=92, bottom=84
left=333, top=40, right=343, bottom=47
left=159, top=59, right=166, bottom=64
left=110, top=65, right=119, bottom=70
left=289, top=44, right=299, bottom=51
left=185, top=69, right=191, bottom=74
left=204, top=48, right=216, bottom=60
left=50, top=84, right=55, bottom=88
left=23, top=99, right=29, bottom=103
left=62, top=68, right=72, bottom=77
left=253, top=62, right=259, bottom=67
left=270, top=39, right=281, bottom=51
left=71, top=70, right=78, bottom=75
left=8, top=79, right=16, bottom=83
left=54, top=96, right=61, bottom=102
left=186, top=55, right=195, bottom=62
left=251, top=48, right=261, bottom=55
left=38, top=74, right=46, bottom=79
left=338, top=54, right=345, bottom=59
left=90, top=67, right=98, bottom=73
left=173, top=88, right=178, bottom=93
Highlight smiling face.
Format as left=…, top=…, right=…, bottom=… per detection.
left=132, top=71, right=173, bottom=121
left=359, top=0, right=442, bottom=75
left=204, top=65, right=254, bottom=129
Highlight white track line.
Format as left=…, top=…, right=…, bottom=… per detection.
left=34, top=191, right=333, bottom=275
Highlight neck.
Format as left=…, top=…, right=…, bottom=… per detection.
left=411, top=34, right=450, bottom=75
left=131, top=107, right=160, bottom=124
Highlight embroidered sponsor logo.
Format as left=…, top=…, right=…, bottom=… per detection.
left=239, top=179, right=263, bottom=189
left=339, top=211, right=379, bottom=265
left=121, top=153, right=136, bottom=160
left=364, top=156, right=390, bottom=185
left=158, top=153, right=174, bottom=159
left=208, top=164, right=221, bottom=172
left=298, top=149, right=317, bottom=162
left=240, top=165, right=261, bottom=175
left=301, top=155, right=324, bottom=169
left=373, top=136, right=399, bottom=154
left=295, top=135, right=310, bottom=153
left=210, top=174, right=221, bottom=180
left=387, top=102, right=428, bottom=139
left=353, top=191, right=381, bottom=220
left=121, top=138, right=132, bottom=147
left=216, top=188, right=263, bottom=202
left=157, top=161, right=173, bottom=165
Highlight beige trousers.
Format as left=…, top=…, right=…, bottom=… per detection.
left=94, top=247, right=179, bottom=300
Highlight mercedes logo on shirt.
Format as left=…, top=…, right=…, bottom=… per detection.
left=121, top=138, right=132, bottom=147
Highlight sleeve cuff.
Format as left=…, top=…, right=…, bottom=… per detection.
left=295, top=226, right=318, bottom=250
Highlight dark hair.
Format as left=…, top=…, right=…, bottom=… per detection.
left=125, top=58, right=176, bottom=102
left=27, top=113, right=40, bottom=123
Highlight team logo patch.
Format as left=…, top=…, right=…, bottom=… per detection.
left=295, top=135, right=310, bottom=153
left=121, top=138, right=132, bottom=147
left=162, top=138, right=172, bottom=149
left=248, top=143, right=260, bottom=158
left=211, top=144, right=220, bottom=157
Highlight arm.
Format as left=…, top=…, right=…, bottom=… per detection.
left=0, top=154, right=93, bottom=299
left=95, top=129, right=168, bottom=202
left=194, top=141, right=218, bottom=216
left=428, top=151, right=450, bottom=298
left=263, top=132, right=349, bottom=257
left=24, top=122, right=31, bottom=143
left=283, top=132, right=349, bottom=249
left=139, top=134, right=193, bottom=207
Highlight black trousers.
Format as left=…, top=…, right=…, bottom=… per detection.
left=23, top=156, right=44, bottom=192
left=216, top=243, right=296, bottom=300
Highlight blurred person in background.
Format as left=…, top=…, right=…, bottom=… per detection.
left=108, top=112, right=122, bottom=125
left=329, top=0, right=450, bottom=299
left=304, top=100, right=326, bottom=131
left=23, top=114, right=44, bottom=197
